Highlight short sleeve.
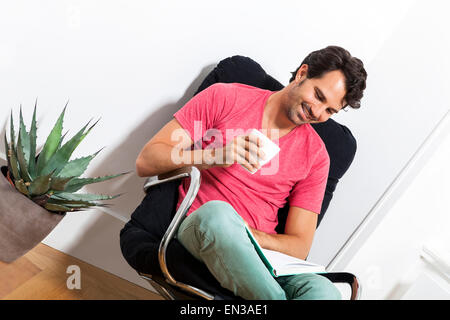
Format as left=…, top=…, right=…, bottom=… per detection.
left=173, top=83, right=230, bottom=144
left=287, top=147, right=330, bottom=214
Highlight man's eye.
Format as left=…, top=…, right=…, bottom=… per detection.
left=315, top=93, right=323, bottom=102
left=326, top=109, right=333, bottom=115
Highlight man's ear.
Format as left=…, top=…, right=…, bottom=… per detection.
left=295, top=64, right=309, bottom=82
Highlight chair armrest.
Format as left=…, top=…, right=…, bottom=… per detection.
left=321, top=272, right=361, bottom=300
left=143, top=166, right=197, bottom=193
left=143, top=166, right=215, bottom=300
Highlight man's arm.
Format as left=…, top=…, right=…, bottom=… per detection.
left=136, top=118, right=264, bottom=177
left=136, top=118, right=213, bottom=177
left=248, top=206, right=317, bottom=260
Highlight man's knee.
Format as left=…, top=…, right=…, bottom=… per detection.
left=190, top=200, right=243, bottom=236
left=311, top=275, right=342, bottom=300
left=282, top=274, right=342, bottom=300
left=178, top=200, right=246, bottom=260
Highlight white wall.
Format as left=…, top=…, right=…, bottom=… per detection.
left=343, top=120, right=450, bottom=299
left=310, top=0, right=450, bottom=266
left=1, top=0, right=449, bottom=293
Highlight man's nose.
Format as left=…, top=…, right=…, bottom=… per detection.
left=310, top=103, right=328, bottom=121
left=309, top=103, right=327, bottom=121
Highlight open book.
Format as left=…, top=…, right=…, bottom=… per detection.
left=245, top=226, right=326, bottom=277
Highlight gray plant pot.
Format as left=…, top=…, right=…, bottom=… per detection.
left=0, top=170, right=64, bottom=263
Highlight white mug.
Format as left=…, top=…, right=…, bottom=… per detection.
left=241, top=129, right=280, bottom=174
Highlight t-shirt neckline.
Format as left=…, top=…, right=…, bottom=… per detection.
left=258, top=90, right=299, bottom=142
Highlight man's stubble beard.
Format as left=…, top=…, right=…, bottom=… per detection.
left=284, top=79, right=306, bottom=126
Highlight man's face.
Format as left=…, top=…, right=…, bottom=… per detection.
left=284, top=66, right=347, bottom=125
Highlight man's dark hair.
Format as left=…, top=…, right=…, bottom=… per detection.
left=289, top=46, right=367, bottom=109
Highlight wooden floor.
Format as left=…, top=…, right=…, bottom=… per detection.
left=0, top=243, right=163, bottom=300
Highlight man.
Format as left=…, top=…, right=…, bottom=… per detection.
left=136, top=46, right=367, bottom=299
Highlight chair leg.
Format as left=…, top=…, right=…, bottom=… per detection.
left=139, top=273, right=176, bottom=300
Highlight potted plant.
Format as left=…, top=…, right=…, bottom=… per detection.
left=0, top=103, right=126, bottom=263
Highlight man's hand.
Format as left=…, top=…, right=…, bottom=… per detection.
left=244, top=207, right=318, bottom=260
left=245, top=222, right=267, bottom=247
left=136, top=119, right=268, bottom=177
left=212, top=133, right=266, bottom=173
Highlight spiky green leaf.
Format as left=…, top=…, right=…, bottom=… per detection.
left=44, top=203, right=74, bottom=212
left=47, top=197, right=103, bottom=207
left=28, top=102, right=38, bottom=177
left=39, top=119, right=96, bottom=177
left=51, top=192, right=121, bottom=202
left=16, top=130, right=32, bottom=182
left=57, top=148, right=103, bottom=178
left=61, top=172, right=128, bottom=193
left=10, top=110, right=16, bottom=154
left=3, top=131, right=7, bottom=156
left=66, top=203, right=109, bottom=209
left=19, top=106, right=31, bottom=164
left=14, top=179, right=29, bottom=196
left=50, top=176, right=75, bottom=191
left=57, top=131, right=68, bottom=150
left=4, top=132, right=13, bottom=179
left=7, top=111, right=20, bottom=181
left=8, top=144, right=20, bottom=182
left=28, top=171, right=54, bottom=196
left=35, top=105, right=67, bottom=174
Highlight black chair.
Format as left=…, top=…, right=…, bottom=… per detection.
left=120, top=56, right=360, bottom=300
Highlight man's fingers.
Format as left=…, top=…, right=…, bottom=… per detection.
left=235, top=138, right=260, bottom=168
left=225, top=134, right=266, bottom=170
left=240, top=135, right=266, bottom=160
left=235, top=153, right=258, bottom=172
left=245, top=133, right=264, bottom=148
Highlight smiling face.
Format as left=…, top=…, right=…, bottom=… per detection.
left=283, top=64, right=347, bottom=125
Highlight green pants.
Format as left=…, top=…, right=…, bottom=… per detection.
left=176, top=200, right=342, bottom=300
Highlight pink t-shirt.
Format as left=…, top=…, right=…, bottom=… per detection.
left=173, top=83, right=330, bottom=234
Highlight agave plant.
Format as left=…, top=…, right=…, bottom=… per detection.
left=3, top=102, right=126, bottom=213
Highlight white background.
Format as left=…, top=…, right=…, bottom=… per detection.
left=345, top=115, right=450, bottom=299
left=1, top=0, right=449, bottom=297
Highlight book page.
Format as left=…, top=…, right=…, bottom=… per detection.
left=261, top=248, right=322, bottom=269
left=245, top=225, right=326, bottom=275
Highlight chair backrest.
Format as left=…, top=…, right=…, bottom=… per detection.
left=193, top=55, right=357, bottom=230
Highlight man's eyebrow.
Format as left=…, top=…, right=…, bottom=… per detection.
left=314, top=86, right=326, bottom=102
left=315, top=86, right=341, bottom=113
